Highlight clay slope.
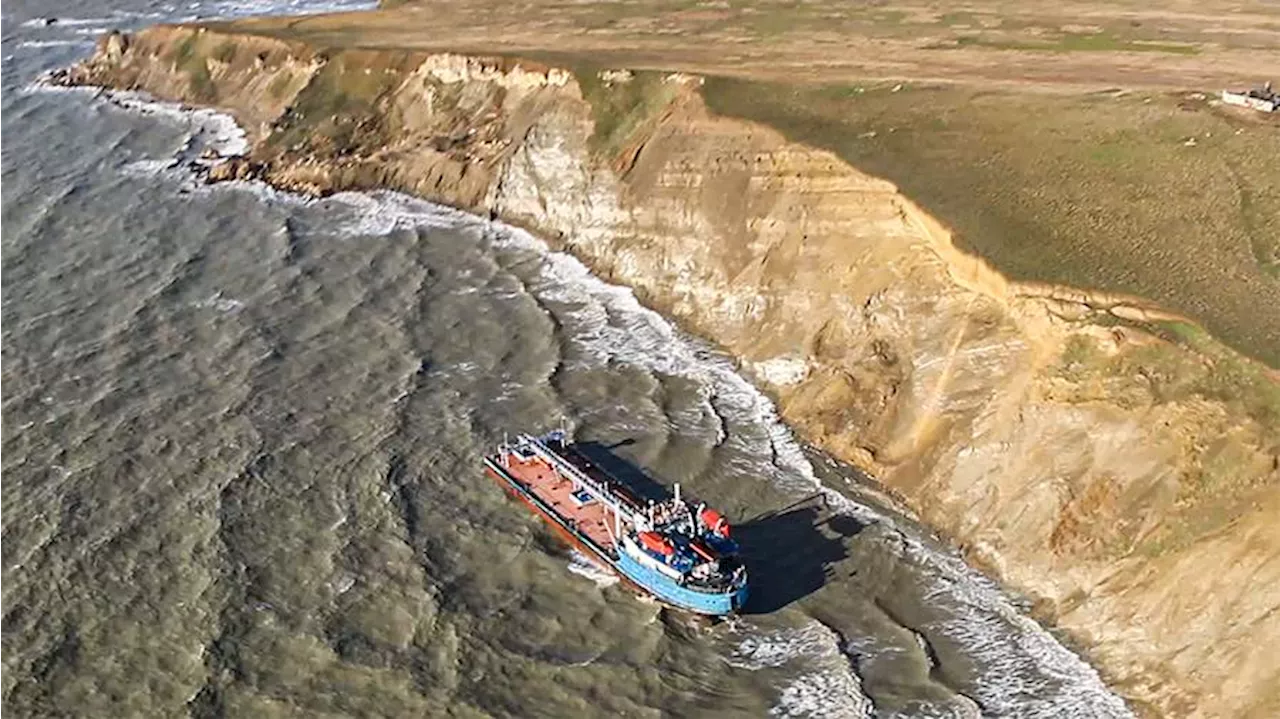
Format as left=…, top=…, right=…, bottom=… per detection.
left=58, top=25, right=1280, bottom=718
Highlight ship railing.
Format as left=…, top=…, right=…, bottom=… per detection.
left=520, top=434, right=642, bottom=524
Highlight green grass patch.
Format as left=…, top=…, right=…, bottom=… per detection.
left=264, top=53, right=406, bottom=156
left=186, top=61, right=216, bottom=102
left=1055, top=318, right=1279, bottom=431
left=1231, top=165, right=1280, bottom=279
left=168, top=32, right=217, bottom=102
left=871, top=10, right=906, bottom=25
left=573, top=68, right=680, bottom=158
left=938, top=11, right=978, bottom=27
left=950, top=32, right=1198, bottom=55
left=1136, top=321, right=1280, bottom=428
left=171, top=32, right=198, bottom=66
left=212, top=41, right=238, bottom=63
left=267, top=72, right=293, bottom=100
left=1059, top=334, right=1100, bottom=373
left=1086, top=137, right=1140, bottom=167
left=700, top=77, right=1280, bottom=368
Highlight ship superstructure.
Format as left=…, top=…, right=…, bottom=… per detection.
left=483, top=430, right=748, bottom=616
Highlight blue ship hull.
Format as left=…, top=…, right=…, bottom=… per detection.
left=615, top=548, right=748, bottom=615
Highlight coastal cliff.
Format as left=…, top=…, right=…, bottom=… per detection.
left=59, top=25, right=1280, bottom=717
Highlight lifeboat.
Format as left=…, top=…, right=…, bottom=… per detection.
left=700, top=507, right=731, bottom=538
left=638, top=530, right=675, bottom=556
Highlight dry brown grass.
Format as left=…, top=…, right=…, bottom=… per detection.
left=221, top=0, right=1280, bottom=90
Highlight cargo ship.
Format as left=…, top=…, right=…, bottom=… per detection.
left=484, top=431, right=749, bottom=616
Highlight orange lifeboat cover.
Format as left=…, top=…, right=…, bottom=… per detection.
left=639, top=531, right=675, bottom=556
left=701, top=508, right=731, bottom=538
left=700, top=508, right=722, bottom=528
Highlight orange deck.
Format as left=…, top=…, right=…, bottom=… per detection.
left=503, top=456, right=617, bottom=553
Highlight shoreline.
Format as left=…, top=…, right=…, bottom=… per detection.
left=39, top=73, right=1132, bottom=712
left=48, top=27, right=1280, bottom=716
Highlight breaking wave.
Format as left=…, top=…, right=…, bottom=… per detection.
left=566, top=550, right=620, bottom=588
left=16, top=39, right=96, bottom=49
left=727, top=622, right=874, bottom=718
left=18, top=1, right=375, bottom=33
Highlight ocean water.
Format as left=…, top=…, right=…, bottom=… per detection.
left=2, top=2, right=1134, bottom=717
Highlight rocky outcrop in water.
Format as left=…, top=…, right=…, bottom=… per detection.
left=59, top=24, right=1280, bottom=718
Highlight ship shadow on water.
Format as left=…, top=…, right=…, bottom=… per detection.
left=572, top=440, right=862, bottom=615
left=572, top=440, right=673, bottom=505
left=733, top=497, right=863, bottom=614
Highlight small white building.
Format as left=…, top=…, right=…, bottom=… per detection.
left=1222, top=82, right=1278, bottom=113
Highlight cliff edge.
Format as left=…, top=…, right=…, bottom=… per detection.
left=56, top=25, right=1280, bottom=717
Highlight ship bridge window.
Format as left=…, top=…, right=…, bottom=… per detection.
left=513, top=446, right=536, bottom=460
left=570, top=488, right=596, bottom=507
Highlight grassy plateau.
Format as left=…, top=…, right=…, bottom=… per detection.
left=209, top=0, right=1280, bottom=367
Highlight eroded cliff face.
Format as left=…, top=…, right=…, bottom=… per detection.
left=60, top=25, right=1280, bottom=717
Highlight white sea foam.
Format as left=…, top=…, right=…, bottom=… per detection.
left=566, top=550, right=619, bottom=588
left=773, top=668, right=873, bottom=719
left=121, top=158, right=180, bottom=177
left=21, top=16, right=114, bottom=28
left=727, top=623, right=873, bottom=718
left=199, top=0, right=376, bottom=20
left=310, top=190, right=469, bottom=237
left=20, top=81, right=100, bottom=97
left=211, top=178, right=316, bottom=209
left=163, top=0, right=376, bottom=24
left=101, top=91, right=250, bottom=158
left=729, top=623, right=851, bottom=671
left=18, top=1, right=375, bottom=31
left=194, top=291, right=245, bottom=313
left=16, top=39, right=95, bottom=49
left=74, top=86, right=1132, bottom=719
left=25, top=82, right=249, bottom=161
